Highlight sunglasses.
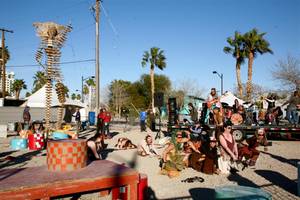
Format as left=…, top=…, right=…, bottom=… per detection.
left=226, top=126, right=232, bottom=129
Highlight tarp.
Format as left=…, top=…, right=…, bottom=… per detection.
left=220, top=91, right=244, bottom=107
left=21, top=85, right=86, bottom=108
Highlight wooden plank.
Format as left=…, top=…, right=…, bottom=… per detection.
left=0, top=160, right=139, bottom=199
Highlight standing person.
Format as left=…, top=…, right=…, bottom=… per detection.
left=140, top=110, right=147, bottom=132
left=23, top=106, right=31, bottom=130
left=103, top=109, right=112, bottom=138
left=63, top=106, right=72, bottom=124
left=218, top=121, right=239, bottom=174
left=206, top=88, right=220, bottom=124
left=232, top=99, right=240, bottom=113
left=96, top=108, right=104, bottom=135
left=282, top=90, right=300, bottom=125
left=73, top=108, right=81, bottom=134
left=188, top=103, right=198, bottom=123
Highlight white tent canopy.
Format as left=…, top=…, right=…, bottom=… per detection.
left=21, top=85, right=86, bottom=108
left=220, top=91, right=245, bottom=107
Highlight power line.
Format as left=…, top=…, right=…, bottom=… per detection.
left=6, top=59, right=95, bottom=68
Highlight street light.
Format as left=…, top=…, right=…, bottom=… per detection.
left=212, top=71, right=223, bottom=95
left=81, top=75, right=95, bottom=103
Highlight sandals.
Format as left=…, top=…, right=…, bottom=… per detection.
left=181, top=176, right=204, bottom=183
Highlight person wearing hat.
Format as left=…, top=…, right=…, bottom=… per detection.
left=201, top=136, right=220, bottom=174
left=218, top=121, right=239, bottom=174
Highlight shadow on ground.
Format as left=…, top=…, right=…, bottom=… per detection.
left=255, top=169, right=298, bottom=195
left=0, top=150, right=44, bottom=169
left=261, top=151, right=300, bottom=168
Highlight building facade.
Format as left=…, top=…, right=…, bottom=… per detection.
left=0, top=71, right=15, bottom=96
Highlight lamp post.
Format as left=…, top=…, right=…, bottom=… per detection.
left=81, top=75, right=95, bottom=103
left=212, top=71, right=223, bottom=95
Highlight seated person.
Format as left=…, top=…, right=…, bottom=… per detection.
left=137, top=135, right=159, bottom=157
left=238, top=128, right=268, bottom=166
left=201, top=136, right=220, bottom=174
left=189, top=121, right=202, bottom=139
left=115, top=137, right=137, bottom=149
left=162, top=130, right=200, bottom=167
left=87, top=133, right=105, bottom=160
left=230, top=112, right=243, bottom=125
left=218, top=121, right=239, bottom=174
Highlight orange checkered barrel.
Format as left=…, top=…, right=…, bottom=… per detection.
left=47, top=139, right=87, bottom=172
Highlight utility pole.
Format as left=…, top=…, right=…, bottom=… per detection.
left=95, top=0, right=100, bottom=112
left=0, top=28, right=13, bottom=98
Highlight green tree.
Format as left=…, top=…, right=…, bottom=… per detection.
left=25, top=92, right=31, bottom=97
left=12, top=79, right=27, bottom=99
left=32, top=71, right=47, bottom=93
left=63, top=85, right=69, bottom=98
left=76, top=94, right=81, bottom=100
left=0, top=46, right=10, bottom=64
left=243, top=28, right=273, bottom=100
left=142, top=47, right=167, bottom=111
left=71, top=93, right=76, bottom=100
left=224, top=31, right=246, bottom=98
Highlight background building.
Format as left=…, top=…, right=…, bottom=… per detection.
left=0, top=71, right=15, bottom=96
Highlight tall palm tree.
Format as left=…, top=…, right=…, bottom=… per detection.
left=12, top=79, right=27, bottom=99
left=32, top=71, right=47, bottom=93
left=223, top=31, right=246, bottom=98
left=243, top=28, right=273, bottom=100
left=0, top=46, right=10, bottom=64
left=86, top=78, right=95, bottom=87
left=0, top=46, right=10, bottom=97
left=141, top=47, right=166, bottom=111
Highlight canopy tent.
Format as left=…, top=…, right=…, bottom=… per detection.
left=21, top=85, right=86, bottom=108
left=220, top=91, right=245, bottom=107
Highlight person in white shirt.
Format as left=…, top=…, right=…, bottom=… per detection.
left=138, top=135, right=159, bottom=157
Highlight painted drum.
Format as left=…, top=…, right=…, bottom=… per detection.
left=10, top=138, right=28, bottom=150
left=215, top=185, right=272, bottom=200
left=47, top=139, right=87, bottom=172
left=52, top=132, right=69, bottom=140
left=28, top=133, right=44, bottom=150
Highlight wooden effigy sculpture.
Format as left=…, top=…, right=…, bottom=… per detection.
left=33, top=22, right=72, bottom=135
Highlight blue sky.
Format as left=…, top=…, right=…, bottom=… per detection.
left=1, top=0, right=300, bottom=98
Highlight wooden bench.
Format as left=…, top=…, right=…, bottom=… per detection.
left=0, top=160, right=139, bottom=200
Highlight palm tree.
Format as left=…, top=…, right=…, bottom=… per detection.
left=32, top=71, right=47, bottom=93
left=12, top=79, right=27, bottom=99
left=224, top=31, right=246, bottom=98
left=71, top=93, right=76, bottom=100
left=86, top=78, right=95, bottom=87
left=0, top=46, right=10, bottom=64
left=243, top=28, right=273, bottom=100
left=141, top=47, right=166, bottom=111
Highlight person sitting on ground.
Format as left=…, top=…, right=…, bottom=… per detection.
left=162, top=130, right=200, bottom=167
left=137, top=135, right=159, bottom=157
left=218, top=121, right=239, bottom=174
left=238, top=128, right=268, bottom=167
left=189, top=121, right=202, bottom=139
left=201, top=136, right=220, bottom=175
left=115, top=137, right=137, bottom=149
left=31, top=121, right=44, bottom=135
left=87, top=132, right=105, bottom=160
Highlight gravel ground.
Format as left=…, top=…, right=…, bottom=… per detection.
left=0, top=124, right=299, bottom=200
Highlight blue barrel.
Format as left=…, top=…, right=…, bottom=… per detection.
left=88, top=111, right=96, bottom=126
left=52, top=132, right=69, bottom=140
left=10, top=138, right=28, bottom=150
left=215, top=185, right=272, bottom=200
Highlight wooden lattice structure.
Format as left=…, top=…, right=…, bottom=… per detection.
left=33, top=22, right=72, bottom=134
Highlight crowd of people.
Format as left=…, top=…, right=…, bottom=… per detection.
left=198, top=88, right=300, bottom=127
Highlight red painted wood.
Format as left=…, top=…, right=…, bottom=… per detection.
left=0, top=160, right=139, bottom=200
